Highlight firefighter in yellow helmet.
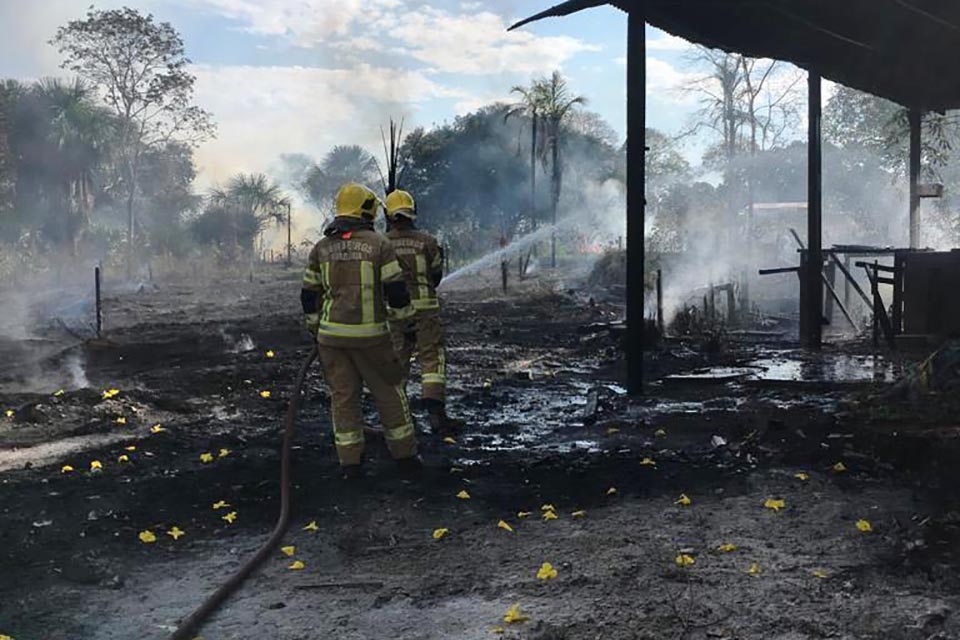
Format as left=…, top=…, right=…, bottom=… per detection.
left=384, top=189, right=462, bottom=435
left=301, top=183, right=420, bottom=478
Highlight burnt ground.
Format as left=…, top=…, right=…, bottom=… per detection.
left=2, top=266, right=960, bottom=640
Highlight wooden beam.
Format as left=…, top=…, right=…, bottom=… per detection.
left=626, top=4, right=646, bottom=394
left=909, top=108, right=922, bottom=248
left=805, top=71, right=823, bottom=348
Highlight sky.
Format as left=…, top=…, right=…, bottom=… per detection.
left=0, top=0, right=721, bottom=189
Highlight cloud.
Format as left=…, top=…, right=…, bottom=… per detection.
left=189, top=63, right=463, bottom=185
left=187, top=0, right=401, bottom=46
left=646, top=57, right=700, bottom=95
left=385, top=6, right=598, bottom=75
left=186, top=0, right=597, bottom=76
left=647, top=33, right=692, bottom=52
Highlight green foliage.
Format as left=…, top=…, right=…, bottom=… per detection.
left=303, top=145, right=379, bottom=217
left=194, top=173, right=290, bottom=256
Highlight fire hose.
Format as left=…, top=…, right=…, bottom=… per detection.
left=169, top=345, right=319, bottom=640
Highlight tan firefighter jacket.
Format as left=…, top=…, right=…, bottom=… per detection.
left=386, top=226, right=443, bottom=313
left=302, top=217, right=414, bottom=347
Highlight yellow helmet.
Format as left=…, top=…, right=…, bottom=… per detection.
left=384, top=189, right=417, bottom=220
left=335, top=183, right=381, bottom=219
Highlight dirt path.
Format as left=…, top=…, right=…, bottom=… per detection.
left=1, top=268, right=959, bottom=640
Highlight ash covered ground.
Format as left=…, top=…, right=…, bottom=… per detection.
left=2, top=265, right=960, bottom=640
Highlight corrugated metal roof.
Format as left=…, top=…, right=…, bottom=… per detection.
left=510, top=0, right=960, bottom=110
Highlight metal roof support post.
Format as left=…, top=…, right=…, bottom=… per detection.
left=909, top=108, right=922, bottom=249
left=626, top=4, right=646, bottom=394
left=805, top=71, right=823, bottom=348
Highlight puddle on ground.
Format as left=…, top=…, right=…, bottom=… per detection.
left=664, top=353, right=902, bottom=386
left=748, top=353, right=902, bottom=383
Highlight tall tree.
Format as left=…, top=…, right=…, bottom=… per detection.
left=51, top=7, right=214, bottom=274
left=303, top=145, right=379, bottom=218
left=206, top=173, right=290, bottom=254
left=505, top=85, right=546, bottom=236
left=532, top=71, right=586, bottom=267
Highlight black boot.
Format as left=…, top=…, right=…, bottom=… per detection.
left=426, top=400, right=465, bottom=436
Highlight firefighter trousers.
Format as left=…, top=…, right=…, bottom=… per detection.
left=317, top=341, right=417, bottom=466
left=393, top=311, right=446, bottom=403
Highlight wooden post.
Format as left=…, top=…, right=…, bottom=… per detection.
left=625, top=4, right=646, bottom=394
left=909, top=109, right=921, bottom=249
left=892, top=251, right=904, bottom=334
left=286, top=202, right=293, bottom=267
left=823, top=258, right=836, bottom=325
left=804, top=71, right=823, bottom=348
left=656, top=268, right=663, bottom=334
left=95, top=266, right=102, bottom=339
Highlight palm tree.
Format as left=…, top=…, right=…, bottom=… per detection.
left=535, top=71, right=586, bottom=268
left=303, top=145, right=379, bottom=218
left=209, top=173, right=290, bottom=253
left=505, top=85, right=546, bottom=230
left=37, top=78, right=112, bottom=253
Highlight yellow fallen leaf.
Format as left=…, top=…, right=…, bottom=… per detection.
left=212, top=500, right=230, bottom=510
left=654, top=428, right=667, bottom=437
left=281, top=545, right=296, bottom=556
left=795, top=472, right=809, bottom=481
left=497, top=520, right=514, bottom=533
left=117, top=454, right=130, bottom=463
left=102, top=388, right=120, bottom=399
left=456, top=490, right=471, bottom=500
left=443, top=437, right=457, bottom=445
left=675, top=554, right=695, bottom=567
left=125, top=445, right=137, bottom=451
left=542, top=510, right=558, bottom=521
left=139, top=530, right=157, bottom=544
left=764, top=498, right=786, bottom=512
left=288, top=560, right=305, bottom=570
left=150, top=424, right=165, bottom=434
left=571, top=510, right=586, bottom=518
left=167, top=526, right=185, bottom=540
left=115, top=416, right=127, bottom=425
left=676, top=493, right=692, bottom=506
left=0, top=633, right=14, bottom=640
left=266, top=350, right=275, bottom=358
left=218, top=448, right=231, bottom=458
left=491, top=627, right=505, bottom=635
left=222, top=511, right=238, bottom=524
left=606, top=427, right=620, bottom=434
left=536, top=562, right=558, bottom=580
left=61, top=464, right=74, bottom=474
left=200, top=452, right=214, bottom=463
left=503, top=603, right=529, bottom=624
left=482, top=379, right=492, bottom=390
left=833, top=461, right=847, bottom=473
left=90, top=460, right=103, bottom=471
left=856, top=519, right=872, bottom=533
left=540, top=504, right=555, bottom=512
left=303, top=520, right=319, bottom=532
left=432, top=528, right=449, bottom=540
left=517, top=511, right=532, bottom=518
left=718, top=543, right=738, bottom=553
left=812, top=569, right=829, bottom=579
left=640, top=458, right=656, bottom=466
left=747, top=563, right=761, bottom=576
left=3, top=409, right=12, bottom=418
left=53, top=389, right=65, bottom=397
left=606, top=487, right=618, bottom=496
left=260, top=390, right=272, bottom=399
